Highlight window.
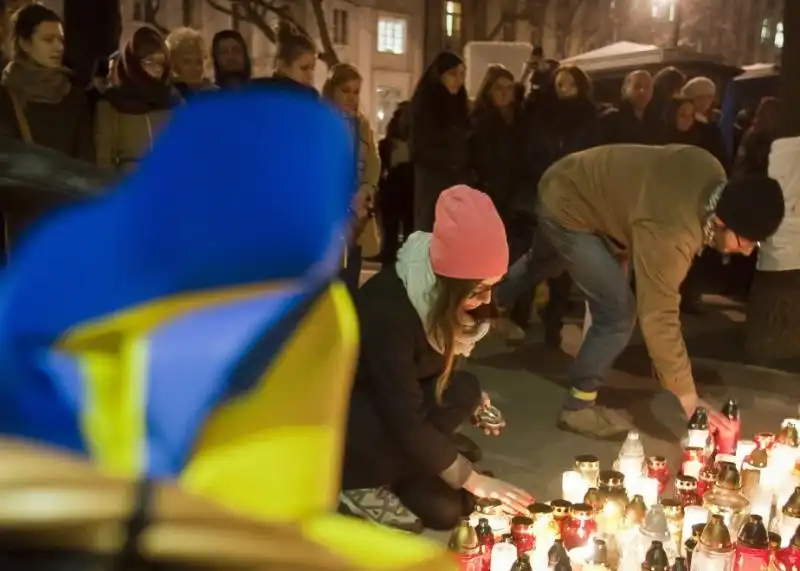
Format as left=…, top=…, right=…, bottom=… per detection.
left=377, top=17, right=407, bottom=54
left=761, top=18, right=772, bottom=42
left=775, top=22, right=784, bottom=49
left=445, top=1, right=461, bottom=38
left=133, top=0, right=144, bottom=21
left=650, top=0, right=675, bottom=19
left=333, top=9, right=349, bottom=45
left=375, top=86, right=402, bottom=137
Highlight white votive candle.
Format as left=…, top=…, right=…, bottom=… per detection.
left=491, top=541, right=518, bottom=571
left=682, top=506, right=709, bottom=555
left=637, top=477, right=660, bottom=507
left=736, top=440, right=757, bottom=469
left=564, top=470, right=589, bottom=504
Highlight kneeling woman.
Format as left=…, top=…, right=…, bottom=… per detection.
left=340, top=185, right=532, bottom=532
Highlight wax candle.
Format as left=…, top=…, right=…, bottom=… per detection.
left=684, top=448, right=706, bottom=480
left=491, top=541, right=519, bottom=571
left=735, top=441, right=756, bottom=470
left=682, top=507, right=710, bottom=556
left=564, top=471, right=590, bottom=505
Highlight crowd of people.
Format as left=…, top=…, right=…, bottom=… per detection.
left=0, top=1, right=788, bottom=542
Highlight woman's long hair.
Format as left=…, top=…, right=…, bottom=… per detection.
left=427, top=276, right=483, bottom=403
left=321, top=62, right=361, bottom=101
left=472, top=64, right=514, bottom=116
left=750, top=96, right=779, bottom=135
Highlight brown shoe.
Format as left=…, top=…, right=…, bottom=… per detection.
left=557, top=406, right=631, bottom=440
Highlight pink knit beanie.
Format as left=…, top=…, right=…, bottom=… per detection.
left=430, top=185, right=509, bottom=279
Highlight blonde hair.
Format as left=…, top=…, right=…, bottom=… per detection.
left=166, top=27, right=207, bottom=59
left=472, top=64, right=515, bottom=115
left=322, top=63, right=362, bottom=101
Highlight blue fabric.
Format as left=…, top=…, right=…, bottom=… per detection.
left=537, top=215, right=636, bottom=410
left=0, top=87, right=356, bottom=465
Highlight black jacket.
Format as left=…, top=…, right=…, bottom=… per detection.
left=599, top=100, right=664, bottom=145
left=343, top=267, right=459, bottom=484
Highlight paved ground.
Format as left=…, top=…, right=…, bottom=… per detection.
left=360, top=264, right=800, bottom=539
left=463, top=296, right=800, bottom=503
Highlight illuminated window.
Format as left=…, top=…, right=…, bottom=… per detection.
left=333, top=9, right=349, bottom=45
left=651, top=0, right=675, bottom=19
left=377, top=17, right=407, bottom=54
left=445, top=1, right=462, bottom=38
left=761, top=18, right=772, bottom=42
left=775, top=22, right=784, bottom=48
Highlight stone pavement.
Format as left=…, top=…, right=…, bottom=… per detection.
left=462, top=296, right=800, bottom=505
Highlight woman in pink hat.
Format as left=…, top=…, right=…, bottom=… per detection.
left=339, top=185, right=532, bottom=533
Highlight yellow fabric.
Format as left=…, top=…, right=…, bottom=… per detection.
left=570, top=388, right=598, bottom=401
left=182, top=282, right=359, bottom=522
left=301, top=514, right=458, bottom=571
left=57, top=282, right=288, bottom=477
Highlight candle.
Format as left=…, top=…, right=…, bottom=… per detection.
left=564, top=470, right=590, bottom=505
left=716, top=455, right=738, bottom=467
left=736, top=441, right=757, bottom=470
left=683, top=448, right=706, bottom=480
left=748, top=486, right=773, bottom=522
left=682, top=507, right=709, bottom=555
left=630, top=476, right=661, bottom=507
left=491, top=541, right=518, bottom=571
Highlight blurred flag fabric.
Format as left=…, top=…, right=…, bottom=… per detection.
left=0, top=87, right=360, bottom=521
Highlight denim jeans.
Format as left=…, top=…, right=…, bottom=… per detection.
left=494, top=224, right=566, bottom=311
left=537, top=215, right=637, bottom=409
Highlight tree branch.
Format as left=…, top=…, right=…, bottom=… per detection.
left=308, top=0, right=339, bottom=67
left=205, top=0, right=235, bottom=17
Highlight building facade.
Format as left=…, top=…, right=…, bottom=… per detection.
left=42, top=0, right=425, bottom=136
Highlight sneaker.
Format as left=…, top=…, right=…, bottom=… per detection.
left=557, top=406, right=631, bottom=440
left=493, top=317, right=526, bottom=341
left=339, top=487, right=423, bottom=534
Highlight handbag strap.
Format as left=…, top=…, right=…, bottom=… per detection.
left=8, top=90, right=33, bottom=145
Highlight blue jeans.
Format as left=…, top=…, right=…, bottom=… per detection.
left=538, top=215, right=637, bottom=409
left=494, top=224, right=566, bottom=311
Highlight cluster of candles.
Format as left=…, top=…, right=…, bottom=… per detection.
left=448, top=400, right=800, bottom=571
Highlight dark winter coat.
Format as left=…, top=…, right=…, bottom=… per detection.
left=599, top=100, right=664, bottom=145
left=342, top=267, right=462, bottom=489
left=517, top=95, right=600, bottom=216
left=470, top=105, right=525, bottom=222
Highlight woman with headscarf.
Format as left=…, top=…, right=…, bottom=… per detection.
left=409, top=51, right=471, bottom=232
left=680, top=76, right=729, bottom=171
left=94, top=26, right=183, bottom=173
left=0, top=3, right=93, bottom=162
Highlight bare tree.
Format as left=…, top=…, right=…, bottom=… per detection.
left=141, top=0, right=170, bottom=36
left=205, top=0, right=339, bottom=68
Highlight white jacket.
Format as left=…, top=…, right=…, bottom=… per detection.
left=758, top=136, right=800, bottom=271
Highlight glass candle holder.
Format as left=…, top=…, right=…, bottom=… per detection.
left=683, top=507, right=710, bottom=554
left=699, top=468, right=718, bottom=499
left=563, top=503, right=597, bottom=551
left=690, top=545, right=734, bottom=571
left=575, top=455, right=601, bottom=488
left=684, top=448, right=707, bottom=480
left=677, top=475, right=703, bottom=507
left=775, top=513, right=800, bottom=548
left=598, top=497, right=626, bottom=535
left=633, top=477, right=661, bottom=508
left=663, top=499, right=686, bottom=548
left=753, top=433, right=775, bottom=452
left=511, top=515, right=535, bottom=556
left=491, top=541, right=519, bottom=571
left=733, top=516, right=770, bottom=571
left=551, top=499, right=572, bottom=539
left=648, top=456, right=671, bottom=497
left=735, top=441, right=757, bottom=471
left=564, top=470, right=590, bottom=505
left=704, top=489, right=751, bottom=538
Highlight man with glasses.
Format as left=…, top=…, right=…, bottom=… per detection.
left=500, top=144, right=785, bottom=440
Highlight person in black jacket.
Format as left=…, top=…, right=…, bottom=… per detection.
left=600, top=70, right=662, bottom=145
left=340, top=185, right=532, bottom=532
left=495, top=65, right=601, bottom=346
left=409, top=51, right=472, bottom=232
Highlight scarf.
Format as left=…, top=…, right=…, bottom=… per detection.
left=1, top=59, right=71, bottom=104
left=395, top=232, right=490, bottom=356
left=103, top=43, right=182, bottom=115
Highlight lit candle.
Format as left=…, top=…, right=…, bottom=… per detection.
left=682, top=506, right=709, bottom=556
left=564, top=470, right=590, bottom=504
left=748, top=485, right=773, bottom=522
left=715, top=454, right=737, bottom=467
left=683, top=448, right=706, bottom=480
left=631, top=477, right=661, bottom=508
left=490, top=541, right=518, bottom=571
left=736, top=440, right=757, bottom=469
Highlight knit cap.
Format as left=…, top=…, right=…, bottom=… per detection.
left=430, top=185, right=508, bottom=279
left=716, top=174, right=785, bottom=242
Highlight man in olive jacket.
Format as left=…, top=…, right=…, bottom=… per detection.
left=533, top=144, right=784, bottom=439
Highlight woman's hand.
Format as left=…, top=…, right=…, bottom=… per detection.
left=473, top=392, right=505, bottom=436
left=464, top=472, right=532, bottom=515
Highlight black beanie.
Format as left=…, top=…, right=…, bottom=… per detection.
left=715, top=174, right=785, bottom=242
